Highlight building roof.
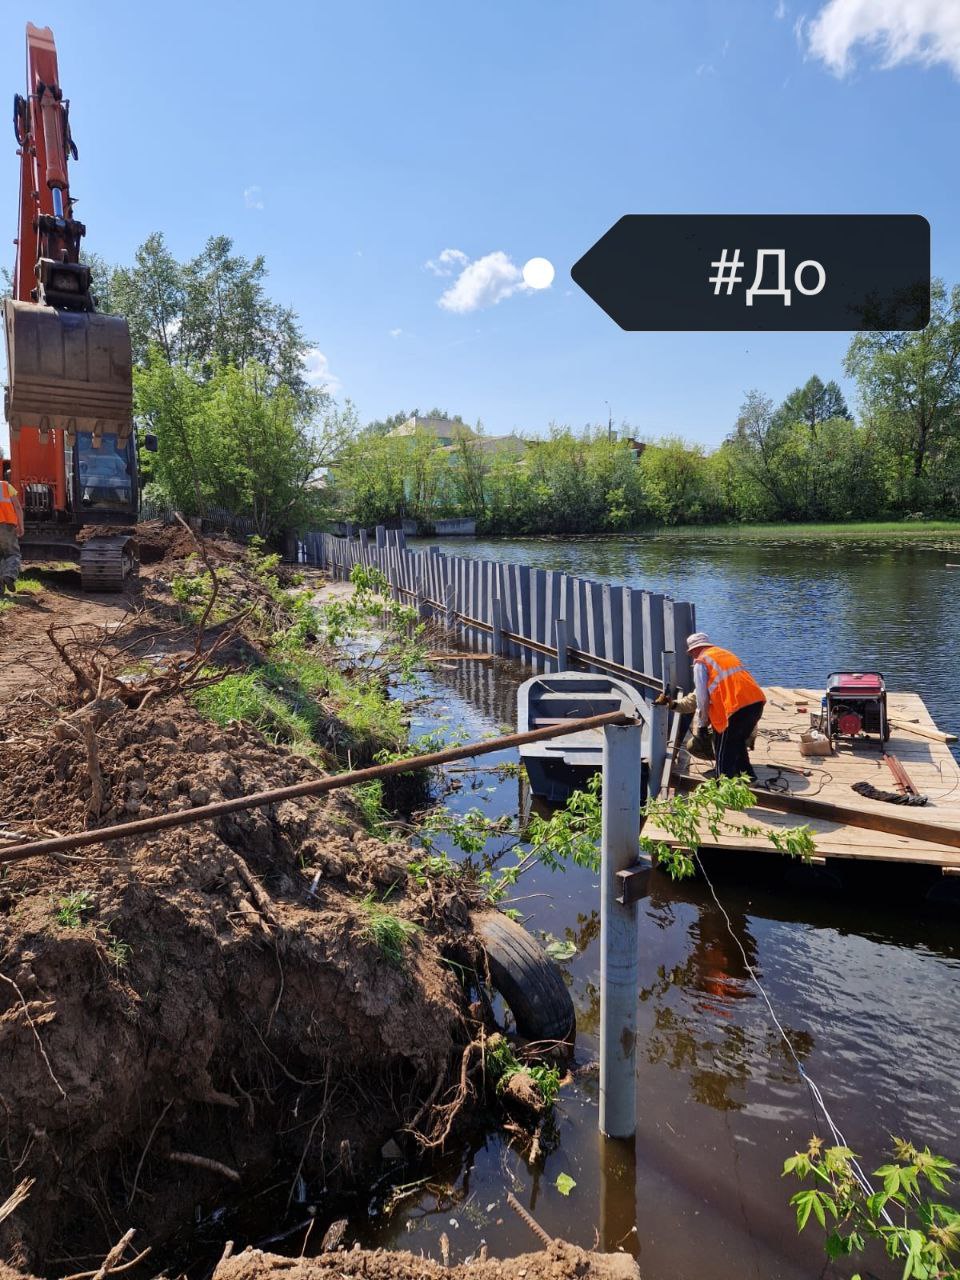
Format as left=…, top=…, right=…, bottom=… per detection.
left=387, top=415, right=476, bottom=441
left=439, top=433, right=527, bottom=457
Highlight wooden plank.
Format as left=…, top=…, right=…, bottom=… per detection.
left=545, top=571, right=562, bottom=670
left=554, top=617, right=568, bottom=671
left=481, top=560, right=493, bottom=653
left=586, top=580, right=604, bottom=661
left=498, top=563, right=514, bottom=658
left=889, top=719, right=958, bottom=745
left=471, top=558, right=482, bottom=647
left=517, top=564, right=532, bottom=667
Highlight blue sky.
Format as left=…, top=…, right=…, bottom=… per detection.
left=2, top=0, right=958, bottom=445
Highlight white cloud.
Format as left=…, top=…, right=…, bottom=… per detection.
left=436, top=250, right=530, bottom=314
left=243, top=185, right=264, bottom=210
left=774, top=0, right=788, bottom=19
left=303, top=348, right=340, bottom=393
left=808, top=0, right=960, bottom=76
left=389, top=328, right=403, bottom=338
left=425, top=248, right=470, bottom=277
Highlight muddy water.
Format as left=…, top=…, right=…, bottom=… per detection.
left=351, top=535, right=960, bottom=1279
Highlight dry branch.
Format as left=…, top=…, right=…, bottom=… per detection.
left=0, top=1177, right=33, bottom=1225
left=0, top=972, right=67, bottom=1099
left=168, top=1150, right=241, bottom=1182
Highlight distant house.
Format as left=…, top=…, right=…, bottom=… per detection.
left=438, top=432, right=528, bottom=461
left=387, top=415, right=476, bottom=447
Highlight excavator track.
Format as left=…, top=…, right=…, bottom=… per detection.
left=79, top=535, right=138, bottom=593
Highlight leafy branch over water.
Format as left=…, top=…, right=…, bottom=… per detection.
left=413, top=771, right=816, bottom=900
left=784, top=1136, right=960, bottom=1279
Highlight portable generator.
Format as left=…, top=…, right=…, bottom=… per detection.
left=824, top=672, right=889, bottom=747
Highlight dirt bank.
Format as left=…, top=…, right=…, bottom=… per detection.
left=213, top=1242, right=639, bottom=1279
left=0, top=679, right=484, bottom=1275
left=0, top=558, right=621, bottom=1280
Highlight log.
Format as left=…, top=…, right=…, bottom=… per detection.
left=671, top=770, right=960, bottom=851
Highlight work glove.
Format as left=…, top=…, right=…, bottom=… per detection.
left=654, top=691, right=678, bottom=709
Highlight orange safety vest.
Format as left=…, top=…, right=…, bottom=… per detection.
left=695, top=645, right=765, bottom=734
left=0, top=480, right=19, bottom=527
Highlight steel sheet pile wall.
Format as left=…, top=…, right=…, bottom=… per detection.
left=301, top=527, right=695, bottom=693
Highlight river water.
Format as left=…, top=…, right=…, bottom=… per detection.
left=362, top=534, right=960, bottom=1278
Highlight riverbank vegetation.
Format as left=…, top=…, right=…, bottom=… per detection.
left=91, top=233, right=356, bottom=543
left=331, top=282, right=960, bottom=535
left=77, top=233, right=960, bottom=544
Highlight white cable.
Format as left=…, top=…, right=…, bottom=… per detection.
left=693, top=850, right=896, bottom=1224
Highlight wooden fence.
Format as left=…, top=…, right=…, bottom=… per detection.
left=301, top=526, right=696, bottom=694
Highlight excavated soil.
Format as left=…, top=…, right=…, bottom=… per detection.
left=0, top=576, right=628, bottom=1280
left=131, top=520, right=247, bottom=566
left=213, top=1243, right=639, bottom=1279
left=0, top=692, right=482, bottom=1276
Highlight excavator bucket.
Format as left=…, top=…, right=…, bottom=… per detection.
left=3, top=298, right=133, bottom=442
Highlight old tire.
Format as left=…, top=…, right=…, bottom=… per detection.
left=473, top=910, right=575, bottom=1045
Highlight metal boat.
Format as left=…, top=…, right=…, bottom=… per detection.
left=517, top=672, right=652, bottom=803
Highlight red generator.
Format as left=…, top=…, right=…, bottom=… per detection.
left=824, top=672, right=889, bottom=748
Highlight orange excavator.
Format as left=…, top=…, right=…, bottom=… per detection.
left=2, top=22, right=153, bottom=590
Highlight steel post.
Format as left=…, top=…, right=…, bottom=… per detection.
left=599, top=722, right=642, bottom=1138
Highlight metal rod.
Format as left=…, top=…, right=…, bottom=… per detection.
left=599, top=722, right=642, bottom=1139
left=0, top=710, right=636, bottom=864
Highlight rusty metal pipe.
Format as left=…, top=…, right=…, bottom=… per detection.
left=0, top=709, right=636, bottom=865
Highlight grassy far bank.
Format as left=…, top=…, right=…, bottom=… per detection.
left=465, top=519, right=960, bottom=544
left=643, top=519, right=960, bottom=542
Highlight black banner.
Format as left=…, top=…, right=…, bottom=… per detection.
left=571, top=214, right=930, bottom=332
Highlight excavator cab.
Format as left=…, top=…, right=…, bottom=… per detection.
left=3, top=23, right=138, bottom=591
left=75, top=433, right=139, bottom=515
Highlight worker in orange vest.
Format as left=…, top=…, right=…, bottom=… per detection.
left=666, top=631, right=766, bottom=781
left=0, top=474, right=25, bottom=593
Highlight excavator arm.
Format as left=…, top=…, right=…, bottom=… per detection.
left=4, top=24, right=137, bottom=591
left=6, top=23, right=132, bottom=450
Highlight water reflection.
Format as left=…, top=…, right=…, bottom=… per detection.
left=637, top=884, right=814, bottom=1115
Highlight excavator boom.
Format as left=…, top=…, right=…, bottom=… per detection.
left=4, top=23, right=137, bottom=591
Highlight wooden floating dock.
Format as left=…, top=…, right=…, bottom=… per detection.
left=647, top=686, right=960, bottom=873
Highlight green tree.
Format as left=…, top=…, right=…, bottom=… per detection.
left=135, top=350, right=347, bottom=536
left=110, top=232, right=315, bottom=405
left=110, top=232, right=185, bottom=364
left=846, top=279, right=960, bottom=511
left=774, top=375, right=851, bottom=439
left=639, top=437, right=710, bottom=524
left=726, top=391, right=791, bottom=518
left=331, top=433, right=409, bottom=526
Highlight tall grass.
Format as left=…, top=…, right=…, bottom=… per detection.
left=192, top=672, right=316, bottom=748
left=358, top=893, right=421, bottom=969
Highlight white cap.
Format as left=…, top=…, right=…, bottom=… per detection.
left=686, top=631, right=710, bottom=652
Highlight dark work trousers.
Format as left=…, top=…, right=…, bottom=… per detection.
left=715, top=701, right=765, bottom=781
